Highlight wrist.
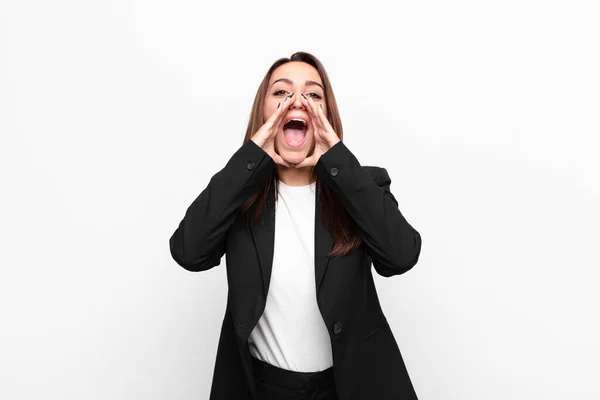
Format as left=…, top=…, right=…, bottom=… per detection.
left=251, top=136, right=265, bottom=149
left=327, top=137, right=341, bottom=149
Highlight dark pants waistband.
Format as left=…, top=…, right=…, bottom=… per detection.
left=251, top=354, right=335, bottom=391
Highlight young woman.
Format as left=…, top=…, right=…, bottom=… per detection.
left=169, top=52, right=423, bottom=400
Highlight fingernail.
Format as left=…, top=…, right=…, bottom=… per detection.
left=320, top=104, right=322, bottom=110
left=277, top=102, right=280, bottom=109
left=301, top=93, right=307, bottom=100
left=288, top=92, right=294, bottom=98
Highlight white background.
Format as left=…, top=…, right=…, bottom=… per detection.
left=1, top=1, right=599, bottom=399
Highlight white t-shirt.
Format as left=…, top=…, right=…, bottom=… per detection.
left=248, top=178, right=334, bottom=372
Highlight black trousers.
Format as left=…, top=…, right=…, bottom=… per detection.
left=251, top=355, right=340, bottom=400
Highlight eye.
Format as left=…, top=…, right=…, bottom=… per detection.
left=307, top=92, right=322, bottom=99
left=273, top=89, right=288, bottom=96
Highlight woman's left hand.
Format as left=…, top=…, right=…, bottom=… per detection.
left=293, top=94, right=341, bottom=168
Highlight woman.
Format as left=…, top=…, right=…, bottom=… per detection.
left=169, top=52, right=422, bottom=400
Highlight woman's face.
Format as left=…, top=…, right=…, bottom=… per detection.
left=263, top=61, right=326, bottom=166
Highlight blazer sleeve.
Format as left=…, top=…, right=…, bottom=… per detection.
left=169, top=139, right=275, bottom=272
left=314, top=140, right=422, bottom=277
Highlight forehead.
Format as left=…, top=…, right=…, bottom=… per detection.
left=269, top=62, right=322, bottom=86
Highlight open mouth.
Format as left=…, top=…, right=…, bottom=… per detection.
left=282, top=118, right=308, bottom=147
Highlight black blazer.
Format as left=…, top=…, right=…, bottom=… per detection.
left=169, top=139, right=422, bottom=400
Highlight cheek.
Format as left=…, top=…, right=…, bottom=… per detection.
left=263, top=102, right=277, bottom=121
left=273, top=130, right=283, bottom=146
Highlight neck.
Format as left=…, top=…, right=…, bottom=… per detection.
left=276, top=165, right=316, bottom=186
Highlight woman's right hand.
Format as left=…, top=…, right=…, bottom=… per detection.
left=250, top=92, right=295, bottom=168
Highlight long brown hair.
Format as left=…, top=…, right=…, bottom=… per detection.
left=240, top=51, right=361, bottom=257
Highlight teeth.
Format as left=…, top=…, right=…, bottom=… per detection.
left=286, top=118, right=307, bottom=125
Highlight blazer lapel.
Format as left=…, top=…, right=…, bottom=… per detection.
left=314, top=179, right=335, bottom=297
left=249, top=178, right=334, bottom=300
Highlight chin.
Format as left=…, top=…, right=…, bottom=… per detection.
left=275, top=150, right=300, bottom=164
left=275, top=138, right=314, bottom=163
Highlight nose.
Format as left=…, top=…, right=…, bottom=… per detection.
left=289, top=92, right=306, bottom=109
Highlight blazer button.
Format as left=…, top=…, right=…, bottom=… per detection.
left=333, top=322, right=343, bottom=335
left=246, top=161, right=255, bottom=170
left=330, top=167, right=338, bottom=176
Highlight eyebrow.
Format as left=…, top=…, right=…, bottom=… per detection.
left=271, top=78, right=324, bottom=91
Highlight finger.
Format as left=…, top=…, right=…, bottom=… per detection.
left=275, top=157, right=291, bottom=168
left=264, top=92, right=292, bottom=134
left=300, top=94, right=320, bottom=133
left=315, top=101, right=330, bottom=131
left=274, top=154, right=292, bottom=168
left=294, top=155, right=314, bottom=169
left=272, top=145, right=292, bottom=167
left=306, top=96, right=324, bottom=131
left=274, top=92, right=295, bottom=132
left=265, top=98, right=284, bottom=128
